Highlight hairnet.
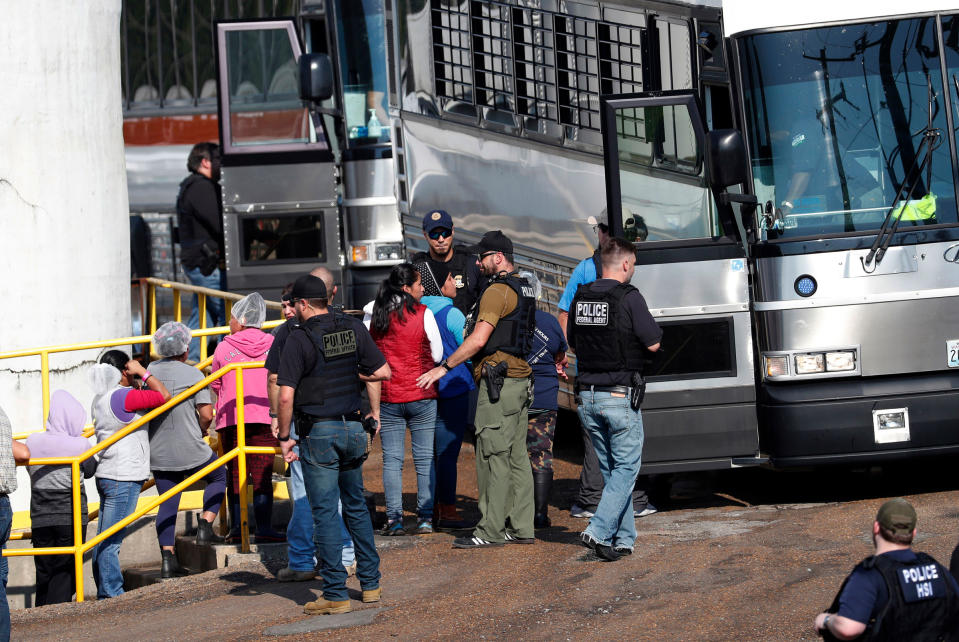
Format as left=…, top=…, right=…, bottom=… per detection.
left=153, top=321, right=192, bottom=357
left=88, top=363, right=121, bottom=396
left=518, top=271, right=542, bottom=301
left=231, top=292, right=266, bottom=328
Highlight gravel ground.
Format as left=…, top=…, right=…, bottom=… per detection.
left=11, top=423, right=959, bottom=641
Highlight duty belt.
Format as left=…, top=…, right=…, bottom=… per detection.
left=299, top=410, right=362, bottom=424
left=575, top=384, right=631, bottom=395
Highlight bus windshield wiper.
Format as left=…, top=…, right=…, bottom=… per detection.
left=862, top=76, right=941, bottom=273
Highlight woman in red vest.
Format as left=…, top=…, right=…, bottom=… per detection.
left=369, top=263, right=443, bottom=535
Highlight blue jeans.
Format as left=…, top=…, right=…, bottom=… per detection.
left=434, top=393, right=469, bottom=505
left=299, top=419, right=379, bottom=601
left=184, top=266, right=226, bottom=362
left=576, top=392, right=644, bottom=549
left=0, top=495, right=11, bottom=641
left=380, top=399, right=436, bottom=521
left=287, top=422, right=354, bottom=572
left=92, top=478, right=144, bottom=599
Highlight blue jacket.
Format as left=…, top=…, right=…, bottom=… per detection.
left=421, top=295, right=475, bottom=398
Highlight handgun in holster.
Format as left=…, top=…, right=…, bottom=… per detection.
left=482, top=360, right=509, bottom=403
left=629, top=372, right=646, bottom=411
left=361, top=416, right=378, bottom=457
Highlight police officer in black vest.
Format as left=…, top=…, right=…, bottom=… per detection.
left=567, top=237, right=661, bottom=562
left=275, top=274, right=391, bottom=616
left=814, top=498, right=959, bottom=639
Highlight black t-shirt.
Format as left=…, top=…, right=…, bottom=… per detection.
left=276, top=313, right=386, bottom=389
left=265, top=319, right=294, bottom=374
left=176, top=174, right=223, bottom=270
left=570, top=279, right=661, bottom=387
left=409, top=246, right=483, bottom=314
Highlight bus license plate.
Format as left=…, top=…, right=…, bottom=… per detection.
left=948, top=339, right=959, bottom=368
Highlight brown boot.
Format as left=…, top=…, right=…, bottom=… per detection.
left=303, top=597, right=351, bottom=615
left=435, top=503, right=474, bottom=531
left=362, top=587, right=382, bottom=603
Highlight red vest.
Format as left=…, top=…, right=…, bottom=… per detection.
left=373, top=304, right=437, bottom=403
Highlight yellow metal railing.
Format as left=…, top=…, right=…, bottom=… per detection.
left=5, top=361, right=276, bottom=602
left=0, top=277, right=282, bottom=434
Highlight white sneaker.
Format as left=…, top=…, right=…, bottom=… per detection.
left=634, top=504, right=658, bottom=518
left=570, top=505, right=595, bottom=518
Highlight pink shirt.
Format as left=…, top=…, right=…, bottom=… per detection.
left=210, top=328, right=274, bottom=430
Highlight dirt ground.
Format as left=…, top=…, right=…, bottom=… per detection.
left=11, top=420, right=959, bottom=641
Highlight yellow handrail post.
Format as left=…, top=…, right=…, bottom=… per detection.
left=40, top=351, right=50, bottom=425
left=149, top=282, right=158, bottom=337
left=199, top=294, right=208, bottom=362
left=236, top=369, right=250, bottom=553
left=225, top=299, right=233, bottom=325
left=72, top=461, right=84, bottom=603
left=173, top=289, right=182, bottom=323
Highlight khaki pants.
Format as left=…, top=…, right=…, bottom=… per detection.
left=473, top=376, right=534, bottom=542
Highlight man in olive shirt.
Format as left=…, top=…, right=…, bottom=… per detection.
left=419, top=231, right=541, bottom=548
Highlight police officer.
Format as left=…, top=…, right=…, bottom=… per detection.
left=275, top=274, right=391, bottom=615
left=814, top=498, right=959, bottom=639
left=409, top=209, right=483, bottom=314
left=567, top=237, right=661, bottom=562
left=417, top=231, right=540, bottom=548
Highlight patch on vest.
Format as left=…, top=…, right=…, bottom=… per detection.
left=520, top=285, right=535, bottom=298
left=454, top=274, right=464, bottom=289
left=575, top=301, right=609, bottom=325
left=897, top=563, right=947, bottom=603
left=322, top=329, right=357, bottom=359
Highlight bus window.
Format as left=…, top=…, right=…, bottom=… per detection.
left=739, top=17, right=956, bottom=239
left=615, top=102, right=718, bottom=242
left=240, top=214, right=326, bottom=265
left=223, top=27, right=313, bottom=147
left=335, top=0, right=391, bottom=146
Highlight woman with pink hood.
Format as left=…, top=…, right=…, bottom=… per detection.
left=210, top=292, right=284, bottom=542
left=26, top=390, right=95, bottom=605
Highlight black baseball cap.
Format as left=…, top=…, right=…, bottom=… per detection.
left=290, top=274, right=327, bottom=300
left=467, top=230, right=513, bottom=256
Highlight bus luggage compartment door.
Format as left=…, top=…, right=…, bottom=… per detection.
left=600, top=91, right=759, bottom=472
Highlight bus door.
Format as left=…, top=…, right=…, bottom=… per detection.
left=215, top=20, right=340, bottom=297
left=600, top=91, right=762, bottom=472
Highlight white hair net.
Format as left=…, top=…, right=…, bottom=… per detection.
left=519, top=271, right=542, bottom=301
left=88, top=363, right=121, bottom=396
left=231, top=292, right=266, bottom=328
left=153, top=321, right=192, bottom=357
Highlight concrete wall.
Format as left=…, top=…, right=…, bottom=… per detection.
left=0, top=2, right=130, bottom=513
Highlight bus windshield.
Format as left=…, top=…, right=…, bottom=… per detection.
left=739, top=17, right=957, bottom=239
left=335, top=0, right=390, bottom=146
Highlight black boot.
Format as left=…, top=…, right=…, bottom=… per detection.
left=533, top=469, right=553, bottom=529
left=161, top=549, right=189, bottom=579
left=196, top=517, right=224, bottom=545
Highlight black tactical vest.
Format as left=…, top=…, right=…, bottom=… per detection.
left=466, top=273, right=536, bottom=358
left=292, top=313, right=363, bottom=417
left=824, top=552, right=959, bottom=642
left=571, top=282, right=646, bottom=374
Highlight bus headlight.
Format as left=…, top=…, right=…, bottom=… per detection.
left=765, top=355, right=788, bottom=377
left=825, top=351, right=856, bottom=372
left=794, top=353, right=825, bottom=374
left=375, top=243, right=403, bottom=261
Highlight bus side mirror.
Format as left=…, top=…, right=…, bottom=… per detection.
left=299, top=53, right=334, bottom=102
left=707, top=129, right=748, bottom=190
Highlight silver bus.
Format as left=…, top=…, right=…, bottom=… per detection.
left=122, top=0, right=402, bottom=305
left=384, top=0, right=959, bottom=471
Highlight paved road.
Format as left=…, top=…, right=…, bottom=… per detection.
left=11, top=437, right=959, bottom=640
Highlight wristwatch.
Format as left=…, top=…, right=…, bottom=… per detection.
left=277, top=433, right=291, bottom=442
left=439, top=359, right=451, bottom=371
left=269, top=411, right=278, bottom=418
left=823, top=614, right=832, bottom=631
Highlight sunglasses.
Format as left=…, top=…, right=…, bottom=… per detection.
left=428, top=228, right=452, bottom=240
left=480, top=251, right=499, bottom=259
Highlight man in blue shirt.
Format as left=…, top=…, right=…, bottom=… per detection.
left=814, top=498, right=959, bottom=639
